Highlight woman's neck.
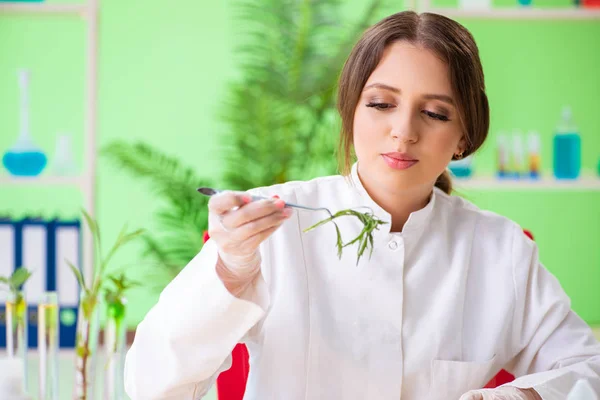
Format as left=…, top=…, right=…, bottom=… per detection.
left=358, top=171, right=433, bottom=232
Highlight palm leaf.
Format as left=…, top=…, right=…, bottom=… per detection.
left=102, top=141, right=211, bottom=285
left=222, top=0, right=385, bottom=190
left=102, top=0, right=388, bottom=288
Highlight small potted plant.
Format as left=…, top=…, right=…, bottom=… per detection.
left=103, top=273, right=138, bottom=400
left=0, top=267, right=33, bottom=389
left=67, top=209, right=143, bottom=400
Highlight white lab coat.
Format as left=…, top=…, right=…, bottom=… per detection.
left=124, top=163, right=600, bottom=400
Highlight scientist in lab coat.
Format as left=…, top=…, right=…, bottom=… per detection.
left=124, top=10, right=600, bottom=400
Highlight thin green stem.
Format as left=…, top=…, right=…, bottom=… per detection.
left=304, top=209, right=387, bottom=265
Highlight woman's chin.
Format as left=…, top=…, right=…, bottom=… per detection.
left=378, top=174, right=430, bottom=192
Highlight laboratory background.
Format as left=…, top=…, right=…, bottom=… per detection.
left=0, top=0, right=599, bottom=399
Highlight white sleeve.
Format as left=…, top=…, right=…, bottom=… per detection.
left=503, top=225, right=600, bottom=399
left=124, top=239, right=269, bottom=399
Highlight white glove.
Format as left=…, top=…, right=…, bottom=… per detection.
left=207, top=191, right=292, bottom=295
left=459, top=386, right=542, bottom=400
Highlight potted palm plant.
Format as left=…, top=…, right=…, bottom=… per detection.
left=103, top=0, right=385, bottom=286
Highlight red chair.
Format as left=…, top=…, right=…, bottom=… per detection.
left=203, top=231, right=252, bottom=399
left=206, top=230, right=536, bottom=399
left=216, top=344, right=250, bottom=400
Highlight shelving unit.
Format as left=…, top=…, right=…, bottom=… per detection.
left=0, top=2, right=87, bottom=15
left=453, top=173, right=600, bottom=191
left=425, top=7, right=600, bottom=19
left=408, top=0, right=600, bottom=19
left=0, top=1, right=99, bottom=283
left=0, top=174, right=84, bottom=187
left=407, top=0, right=600, bottom=190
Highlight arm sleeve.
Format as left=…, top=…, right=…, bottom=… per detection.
left=124, top=238, right=269, bottom=399
left=503, top=225, right=600, bottom=400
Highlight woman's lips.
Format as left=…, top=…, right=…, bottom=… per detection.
left=381, top=153, right=419, bottom=170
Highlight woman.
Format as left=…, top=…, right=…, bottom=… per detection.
left=124, top=11, right=600, bottom=400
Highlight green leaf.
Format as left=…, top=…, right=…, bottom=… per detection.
left=302, top=207, right=387, bottom=265
left=81, top=295, right=97, bottom=321
left=67, top=260, right=87, bottom=293
left=334, top=223, right=343, bottom=259
left=81, top=208, right=102, bottom=272
left=303, top=216, right=334, bottom=233
left=98, top=224, right=128, bottom=276
left=101, top=227, right=145, bottom=276
left=105, top=272, right=140, bottom=299
left=102, top=140, right=209, bottom=288
left=220, top=0, right=385, bottom=191
left=0, top=276, right=9, bottom=285
left=81, top=208, right=100, bottom=244
left=122, top=229, right=145, bottom=243
left=10, top=267, right=32, bottom=288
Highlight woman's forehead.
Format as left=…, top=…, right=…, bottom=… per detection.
left=365, top=41, right=453, bottom=97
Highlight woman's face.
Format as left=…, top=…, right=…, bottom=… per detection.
left=353, top=41, right=466, bottom=193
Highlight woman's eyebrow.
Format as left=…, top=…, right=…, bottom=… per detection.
left=363, top=83, right=400, bottom=94
left=363, top=83, right=455, bottom=106
left=423, top=94, right=455, bottom=106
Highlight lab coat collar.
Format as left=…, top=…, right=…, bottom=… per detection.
left=348, top=162, right=437, bottom=237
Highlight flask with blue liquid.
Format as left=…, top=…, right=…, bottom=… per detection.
left=553, top=106, right=581, bottom=180
left=2, top=69, right=47, bottom=177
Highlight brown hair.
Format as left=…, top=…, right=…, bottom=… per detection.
left=337, top=11, right=489, bottom=194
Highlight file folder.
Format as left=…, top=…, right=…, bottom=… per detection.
left=49, top=219, right=81, bottom=348
left=21, top=217, right=48, bottom=349
left=0, top=217, right=19, bottom=349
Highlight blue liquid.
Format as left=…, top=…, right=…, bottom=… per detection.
left=449, top=166, right=472, bottom=178
left=553, top=134, right=580, bottom=179
left=2, top=150, right=47, bottom=176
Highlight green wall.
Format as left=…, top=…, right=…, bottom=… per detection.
left=1, top=0, right=599, bottom=328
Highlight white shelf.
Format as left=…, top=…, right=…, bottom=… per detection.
left=453, top=174, right=600, bottom=191
left=0, top=2, right=88, bottom=16
left=427, top=7, right=600, bottom=19
left=0, top=0, right=99, bottom=283
left=0, top=174, right=84, bottom=187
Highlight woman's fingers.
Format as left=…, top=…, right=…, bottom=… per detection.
left=208, top=191, right=251, bottom=216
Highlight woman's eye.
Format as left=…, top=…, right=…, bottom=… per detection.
left=423, top=110, right=450, bottom=122
left=366, top=102, right=394, bottom=111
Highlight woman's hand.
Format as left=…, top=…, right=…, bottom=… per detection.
left=459, top=387, right=542, bottom=400
left=207, top=191, right=293, bottom=296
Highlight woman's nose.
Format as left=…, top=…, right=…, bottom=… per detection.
left=390, top=111, right=419, bottom=143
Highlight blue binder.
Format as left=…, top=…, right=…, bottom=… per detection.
left=48, top=219, right=81, bottom=348
left=0, top=217, right=21, bottom=349
left=20, top=216, right=50, bottom=349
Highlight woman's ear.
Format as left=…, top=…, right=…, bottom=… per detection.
left=456, top=136, right=467, bottom=155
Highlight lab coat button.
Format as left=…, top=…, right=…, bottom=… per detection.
left=388, top=241, right=399, bottom=250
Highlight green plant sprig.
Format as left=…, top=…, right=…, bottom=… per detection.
left=104, top=273, right=139, bottom=353
left=66, top=209, right=144, bottom=321
left=0, top=267, right=33, bottom=305
left=303, top=209, right=387, bottom=265
left=67, top=209, right=143, bottom=400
